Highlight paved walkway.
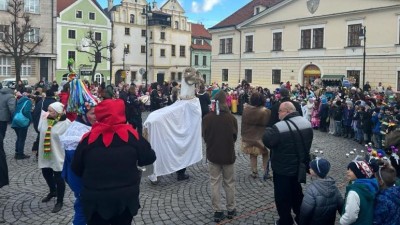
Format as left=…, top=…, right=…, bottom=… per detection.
left=0, top=114, right=363, bottom=224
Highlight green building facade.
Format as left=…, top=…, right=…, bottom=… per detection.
left=56, top=0, right=112, bottom=84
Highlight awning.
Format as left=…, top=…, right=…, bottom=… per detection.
left=322, top=75, right=345, bottom=81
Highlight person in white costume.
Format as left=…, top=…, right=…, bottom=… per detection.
left=38, top=102, right=71, bottom=213
left=144, top=68, right=203, bottom=183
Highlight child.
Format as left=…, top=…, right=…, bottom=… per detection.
left=340, top=159, right=378, bottom=225
left=373, top=161, right=400, bottom=225
left=300, top=158, right=343, bottom=225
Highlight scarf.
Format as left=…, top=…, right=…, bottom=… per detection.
left=43, top=119, right=57, bottom=159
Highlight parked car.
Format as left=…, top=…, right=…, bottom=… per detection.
left=1, top=78, right=30, bottom=89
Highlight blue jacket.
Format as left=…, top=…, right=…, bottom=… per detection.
left=11, top=96, right=32, bottom=128
left=373, top=186, right=400, bottom=225
left=371, top=113, right=382, bottom=134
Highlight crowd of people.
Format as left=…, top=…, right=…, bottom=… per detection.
left=0, top=75, right=399, bottom=225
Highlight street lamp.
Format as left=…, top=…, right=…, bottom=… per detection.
left=359, top=26, right=366, bottom=88
left=142, top=3, right=152, bottom=91
left=122, top=44, right=129, bottom=81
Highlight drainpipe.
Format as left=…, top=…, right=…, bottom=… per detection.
left=51, top=0, right=54, bottom=81
left=235, top=27, right=242, bottom=84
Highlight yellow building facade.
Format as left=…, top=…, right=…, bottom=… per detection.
left=210, top=0, right=400, bottom=90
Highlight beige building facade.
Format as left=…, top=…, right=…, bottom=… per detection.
left=108, top=0, right=191, bottom=85
left=0, top=0, right=57, bottom=85
left=210, top=0, right=400, bottom=90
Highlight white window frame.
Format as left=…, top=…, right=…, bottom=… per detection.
left=89, top=12, right=95, bottom=20
left=94, top=73, right=104, bottom=84
left=0, top=25, right=9, bottom=41
left=0, top=56, right=11, bottom=76
left=346, top=19, right=364, bottom=47
left=21, top=59, right=32, bottom=77
left=68, top=29, right=76, bottom=39
left=397, top=16, right=400, bottom=44
left=24, top=0, right=39, bottom=14
left=76, top=10, right=82, bottom=19
left=0, top=0, right=8, bottom=11
left=25, top=27, right=39, bottom=43
left=94, top=32, right=101, bottom=41
left=245, top=34, right=254, bottom=53
left=299, top=24, right=325, bottom=49
left=272, top=28, right=283, bottom=51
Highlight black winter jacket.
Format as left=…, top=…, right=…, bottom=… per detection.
left=262, top=112, right=313, bottom=176
left=299, top=177, right=344, bottom=225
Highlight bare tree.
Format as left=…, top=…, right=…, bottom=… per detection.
left=0, top=0, right=43, bottom=82
left=76, top=30, right=114, bottom=82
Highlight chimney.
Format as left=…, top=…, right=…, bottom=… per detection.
left=108, top=0, right=113, bottom=11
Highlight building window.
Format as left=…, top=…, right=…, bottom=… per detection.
left=301, top=29, right=311, bottom=49
left=348, top=24, right=362, bottom=47
left=301, top=28, right=324, bottom=49
left=0, top=0, right=7, bottom=11
left=397, top=71, right=400, bottom=92
left=245, top=35, right=253, bottom=52
left=68, top=51, right=76, bottom=61
left=256, top=7, right=260, bottom=14
left=24, top=0, right=39, bottom=13
left=175, top=21, right=179, bottom=29
left=178, top=72, right=182, bottom=81
left=203, top=56, right=207, bottom=66
left=21, top=58, right=31, bottom=76
left=160, top=31, right=165, bottom=40
left=222, top=69, right=228, bottom=82
left=0, top=57, right=11, bottom=76
left=76, top=10, right=82, bottom=18
left=25, top=27, right=39, bottom=43
left=130, top=14, right=135, bottom=24
left=194, top=55, right=199, bottom=66
left=94, top=73, right=104, bottom=84
left=141, top=45, right=146, bottom=53
left=68, top=30, right=76, bottom=39
left=150, top=48, right=152, bottom=56
left=245, top=69, right=252, bottom=83
left=131, top=71, right=136, bottom=82
left=272, top=70, right=281, bottom=84
left=347, top=70, right=360, bottom=88
left=160, top=49, right=165, bottom=57
left=150, top=31, right=153, bottom=39
left=125, top=28, right=130, bottom=35
left=141, top=29, right=146, bottom=37
left=273, top=32, right=282, bottom=51
left=94, top=32, right=101, bottom=41
left=179, top=45, right=185, bottom=57
left=0, top=25, right=9, bottom=41
left=171, top=72, right=176, bottom=81
left=219, top=38, right=233, bottom=54
left=171, top=45, right=176, bottom=56
left=195, top=39, right=202, bottom=45
left=89, top=12, right=95, bottom=20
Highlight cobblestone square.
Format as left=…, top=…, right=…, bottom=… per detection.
left=0, top=114, right=363, bottom=224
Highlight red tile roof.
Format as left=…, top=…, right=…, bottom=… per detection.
left=191, top=42, right=211, bottom=51
left=57, top=0, right=76, bottom=15
left=210, top=0, right=283, bottom=29
left=191, top=23, right=211, bottom=39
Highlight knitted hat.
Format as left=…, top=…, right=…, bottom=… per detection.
left=48, top=102, right=64, bottom=114
left=348, top=160, right=374, bottom=179
left=310, top=158, right=330, bottom=178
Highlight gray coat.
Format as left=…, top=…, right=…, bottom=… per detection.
left=300, top=177, right=344, bottom=225
left=0, top=88, right=16, bottom=122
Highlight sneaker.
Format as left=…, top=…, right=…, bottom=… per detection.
left=15, top=154, right=30, bottom=160
left=263, top=173, right=272, bottom=181
left=177, top=174, right=189, bottom=181
left=213, top=211, right=226, bottom=223
left=250, top=172, right=258, bottom=179
left=227, top=209, right=237, bottom=219
left=41, top=192, right=56, bottom=203
left=51, top=202, right=63, bottom=213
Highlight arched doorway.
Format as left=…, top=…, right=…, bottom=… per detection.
left=303, top=64, right=321, bottom=87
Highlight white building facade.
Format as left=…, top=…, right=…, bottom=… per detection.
left=108, top=0, right=191, bottom=85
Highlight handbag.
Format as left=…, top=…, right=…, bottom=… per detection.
left=13, top=101, right=30, bottom=127
left=284, top=119, right=310, bottom=183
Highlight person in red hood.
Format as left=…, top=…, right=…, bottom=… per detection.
left=59, top=82, right=77, bottom=121
left=71, top=99, right=156, bottom=225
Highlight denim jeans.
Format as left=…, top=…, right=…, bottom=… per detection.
left=13, top=127, right=28, bottom=155
left=334, top=121, right=342, bottom=135
left=356, top=128, right=364, bottom=142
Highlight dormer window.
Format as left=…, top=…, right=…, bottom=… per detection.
left=254, top=5, right=266, bottom=15
left=195, top=39, right=202, bottom=45
left=256, top=7, right=260, bottom=15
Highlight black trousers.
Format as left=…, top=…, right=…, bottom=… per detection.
left=42, top=168, right=65, bottom=203
left=273, top=173, right=303, bottom=225
left=177, top=168, right=186, bottom=175
left=88, top=209, right=133, bottom=225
